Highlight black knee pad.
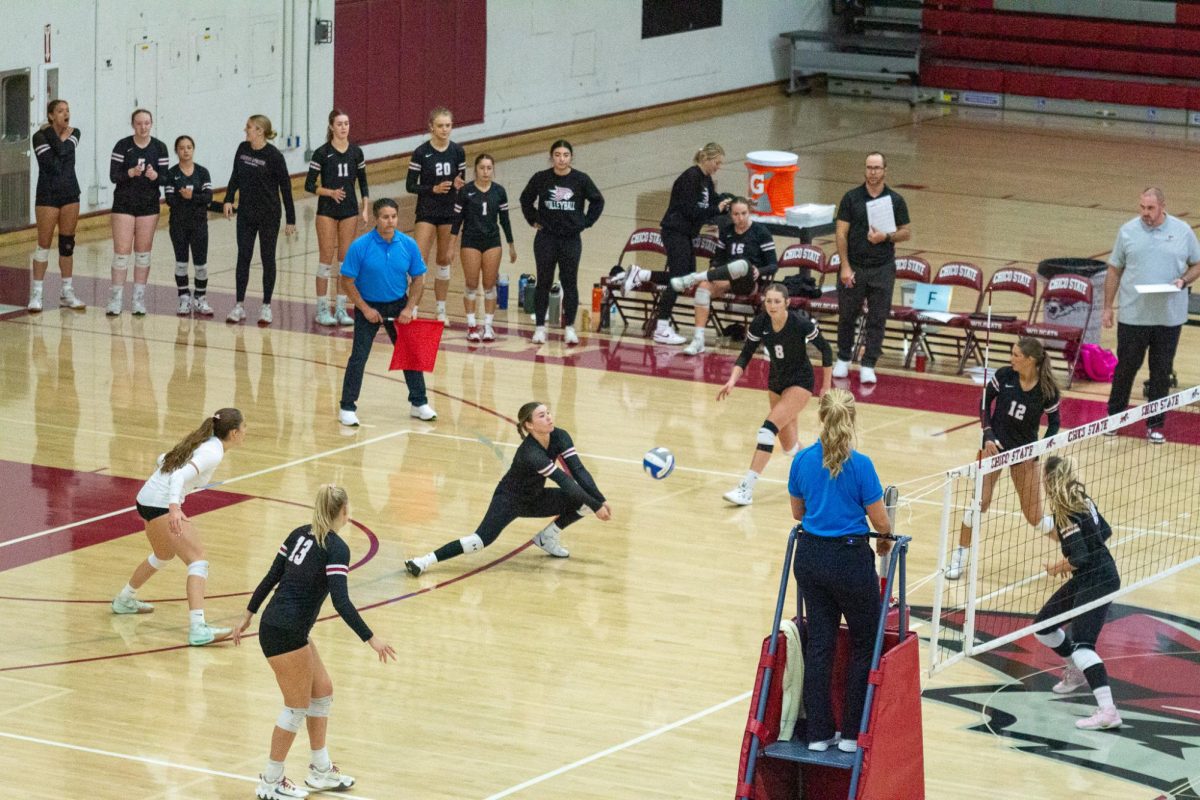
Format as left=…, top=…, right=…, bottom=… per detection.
left=58, top=234, right=75, bottom=257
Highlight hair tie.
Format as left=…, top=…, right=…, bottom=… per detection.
left=213, top=413, right=220, bottom=421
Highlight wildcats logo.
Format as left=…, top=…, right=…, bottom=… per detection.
left=918, top=603, right=1200, bottom=797
left=545, top=185, right=576, bottom=211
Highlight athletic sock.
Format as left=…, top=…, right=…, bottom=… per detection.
left=743, top=470, right=760, bottom=488
left=264, top=758, right=285, bottom=783
left=62, top=278, right=73, bottom=291
left=485, top=313, right=494, bottom=326
left=311, top=747, right=331, bottom=771
left=119, top=583, right=136, bottom=600
left=189, top=609, right=205, bottom=627
left=466, top=313, right=476, bottom=326
left=1093, top=685, right=1115, bottom=710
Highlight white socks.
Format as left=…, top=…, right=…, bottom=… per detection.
left=188, top=609, right=206, bottom=628
left=311, top=747, right=331, bottom=771
left=466, top=313, right=476, bottom=326
left=743, top=471, right=760, bottom=488
left=264, top=758, right=285, bottom=783
left=119, top=583, right=136, bottom=600
left=1093, top=685, right=1114, bottom=710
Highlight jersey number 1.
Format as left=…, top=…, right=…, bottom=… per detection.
left=288, top=538, right=314, bottom=565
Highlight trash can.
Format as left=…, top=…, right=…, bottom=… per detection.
left=1036, top=258, right=1107, bottom=345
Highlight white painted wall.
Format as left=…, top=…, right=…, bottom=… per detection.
left=0, top=1, right=826, bottom=223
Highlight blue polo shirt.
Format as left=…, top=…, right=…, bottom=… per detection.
left=340, top=228, right=427, bottom=302
left=788, top=441, right=883, bottom=537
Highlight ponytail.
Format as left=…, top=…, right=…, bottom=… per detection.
left=311, top=484, right=349, bottom=549
left=1043, top=455, right=1089, bottom=532
left=818, top=389, right=857, bottom=479
left=161, top=408, right=243, bottom=473
left=1017, top=336, right=1060, bottom=404
left=693, top=142, right=725, bottom=165
left=516, top=401, right=544, bottom=439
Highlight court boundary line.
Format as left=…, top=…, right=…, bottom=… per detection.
left=481, top=691, right=752, bottom=800
left=0, top=730, right=379, bottom=800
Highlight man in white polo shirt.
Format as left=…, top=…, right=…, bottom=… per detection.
left=1103, top=187, right=1200, bottom=443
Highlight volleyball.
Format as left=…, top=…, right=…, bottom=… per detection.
left=642, top=447, right=675, bottom=480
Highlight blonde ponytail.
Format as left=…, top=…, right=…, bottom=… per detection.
left=818, top=389, right=857, bottom=479
left=694, top=142, right=725, bottom=165
left=1043, top=456, right=1088, bottom=532
left=311, top=484, right=349, bottom=549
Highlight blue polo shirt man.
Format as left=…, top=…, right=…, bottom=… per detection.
left=338, top=198, right=436, bottom=426
left=1104, top=188, right=1200, bottom=442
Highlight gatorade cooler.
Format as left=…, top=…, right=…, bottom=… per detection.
left=745, top=151, right=799, bottom=217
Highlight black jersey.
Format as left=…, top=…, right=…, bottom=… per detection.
left=406, top=141, right=466, bottom=218
left=737, top=310, right=833, bottom=390
left=981, top=366, right=1061, bottom=450
left=110, top=136, right=169, bottom=205
left=164, top=164, right=213, bottom=225
left=497, top=428, right=605, bottom=512
left=32, top=126, right=81, bottom=200
left=450, top=181, right=514, bottom=243
left=305, top=142, right=369, bottom=218
left=225, top=141, right=296, bottom=224
left=836, top=183, right=910, bottom=270
left=1056, top=498, right=1117, bottom=577
left=519, top=168, right=605, bottom=237
left=714, top=221, right=778, bottom=277
left=660, top=165, right=721, bottom=236
left=248, top=525, right=374, bottom=641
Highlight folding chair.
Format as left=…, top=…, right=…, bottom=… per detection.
left=904, top=261, right=984, bottom=369
left=777, top=243, right=827, bottom=313
left=607, top=228, right=667, bottom=332
left=956, top=267, right=1039, bottom=374
left=880, top=256, right=932, bottom=366
left=1020, top=273, right=1093, bottom=388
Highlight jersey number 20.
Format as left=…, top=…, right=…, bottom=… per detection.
left=288, top=538, right=314, bottom=565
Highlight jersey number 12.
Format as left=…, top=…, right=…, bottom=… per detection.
left=1007, top=400, right=1027, bottom=420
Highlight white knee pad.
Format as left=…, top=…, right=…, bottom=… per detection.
left=694, top=288, right=711, bottom=307
left=757, top=426, right=777, bottom=447
left=175, top=261, right=189, bottom=277
left=308, top=695, right=332, bottom=718
left=276, top=706, right=307, bottom=733
left=483, top=287, right=497, bottom=300
left=1034, top=629, right=1065, bottom=649
left=133, top=251, right=151, bottom=268
left=195, top=264, right=208, bottom=281
left=317, top=262, right=331, bottom=279
left=112, top=253, right=131, bottom=269
left=148, top=552, right=174, bottom=570
left=436, top=264, right=452, bottom=281
left=464, top=288, right=478, bottom=303
left=727, top=259, right=750, bottom=279
left=1071, top=647, right=1102, bottom=671
left=1038, top=515, right=1055, bottom=534
left=460, top=533, right=484, bottom=554
left=186, top=560, right=209, bottom=579
left=33, top=247, right=50, bottom=262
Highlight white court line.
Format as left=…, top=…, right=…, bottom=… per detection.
left=0, top=428, right=412, bottom=551
left=0, top=730, right=379, bottom=800
left=482, top=691, right=751, bottom=800
left=1163, top=705, right=1200, bottom=716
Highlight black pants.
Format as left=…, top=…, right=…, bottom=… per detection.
left=653, top=228, right=696, bottom=321
left=339, top=296, right=428, bottom=411
left=533, top=231, right=582, bottom=326
left=170, top=220, right=209, bottom=267
left=1034, top=563, right=1119, bottom=649
left=793, top=532, right=881, bottom=742
left=1106, top=322, right=1181, bottom=430
left=235, top=215, right=280, bottom=303
left=432, top=488, right=584, bottom=563
left=836, top=264, right=896, bottom=367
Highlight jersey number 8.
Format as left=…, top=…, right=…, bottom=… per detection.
left=288, top=538, right=314, bottom=565
left=774, top=344, right=785, bottom=359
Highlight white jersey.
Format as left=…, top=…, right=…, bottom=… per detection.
left=136, top=437, right=225, bottom=508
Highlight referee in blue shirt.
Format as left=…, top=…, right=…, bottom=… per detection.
left=338, top=198, right=437, bottom=427
left=788, top=388, right=892, bottom=755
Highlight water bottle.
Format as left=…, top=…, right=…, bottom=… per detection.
left=592, top=284, right=603, bottom=314
left=522, top=275, right=537, bottom=314
left=497, top=274, right=510, bottom=310
left=548, top=282, right=562, bottom=327
left=518, top=273, right=528, bottom=302
left=599, top=287, right=611, bottom=330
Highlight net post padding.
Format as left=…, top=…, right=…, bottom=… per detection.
left=930, top=385, right=1200, bottom=673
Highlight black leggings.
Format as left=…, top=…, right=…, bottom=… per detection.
left=235, top=215, right=280, bottom=303
left=654, top=228, right=696, bottom=321
left=533, top=231, right=582, bottom=326
left=170, top=222, right=209, bottom=267
left=432, top=488, right=584, bottom=563
left=1035, top=566, right=1120, bottom=649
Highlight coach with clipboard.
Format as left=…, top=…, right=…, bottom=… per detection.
left=833, top=151, right=912, bottom=384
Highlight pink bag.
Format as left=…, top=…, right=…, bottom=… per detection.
left=1076, top=343, right=1117, bottom=382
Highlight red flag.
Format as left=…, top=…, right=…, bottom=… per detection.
left=389, top=318, right=443, bottom=372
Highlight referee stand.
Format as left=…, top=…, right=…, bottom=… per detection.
left=735, top=519, right=924, bottom=799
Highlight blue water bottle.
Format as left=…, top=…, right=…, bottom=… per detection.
left=497, top=274, right=510, bottom=310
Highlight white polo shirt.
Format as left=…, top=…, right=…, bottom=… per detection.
left=1110, top=213, right=1200, bottom=326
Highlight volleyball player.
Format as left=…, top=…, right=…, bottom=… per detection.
left=1034, top=455, right=1122, bottom=730
left=623, top=143, right=730, bottom=345
left=405, top=402, right=611, bottom=575
left=164, top=135, right=214, bottom=315
left=407, top=107, right=466, bottom=324
left=451, top=153, right=517, bottom=342
left=669, top=196, right=776, bottom=355
left=234, top=485, right=396, bottom=799
left=948, top=337, right=1061, bottom=580
left=518, top=140, right=605, bottom=345
left=111, top=408, right=246, bottom=646
left=107, top=108, right=169, bottom=316
left=718, top=283, right=832, bottom=506
left=223, top=114, right=297, bottom=325
left=305, top=109, right=369, bottom=327
left=28, top=99, right=85, bottom=311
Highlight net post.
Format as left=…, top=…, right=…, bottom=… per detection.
left=929, top=476, right=955, bottom=673
left=961, top=464, right=986, bottom=659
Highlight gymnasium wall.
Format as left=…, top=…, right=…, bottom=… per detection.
left=0, top=1, right=825, bottom=224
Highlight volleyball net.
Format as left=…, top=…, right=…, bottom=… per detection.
left=928, top=384, right=1200, bottom=674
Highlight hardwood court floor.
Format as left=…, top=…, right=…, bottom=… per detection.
left=0, top=91, right=1198, bottom=799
